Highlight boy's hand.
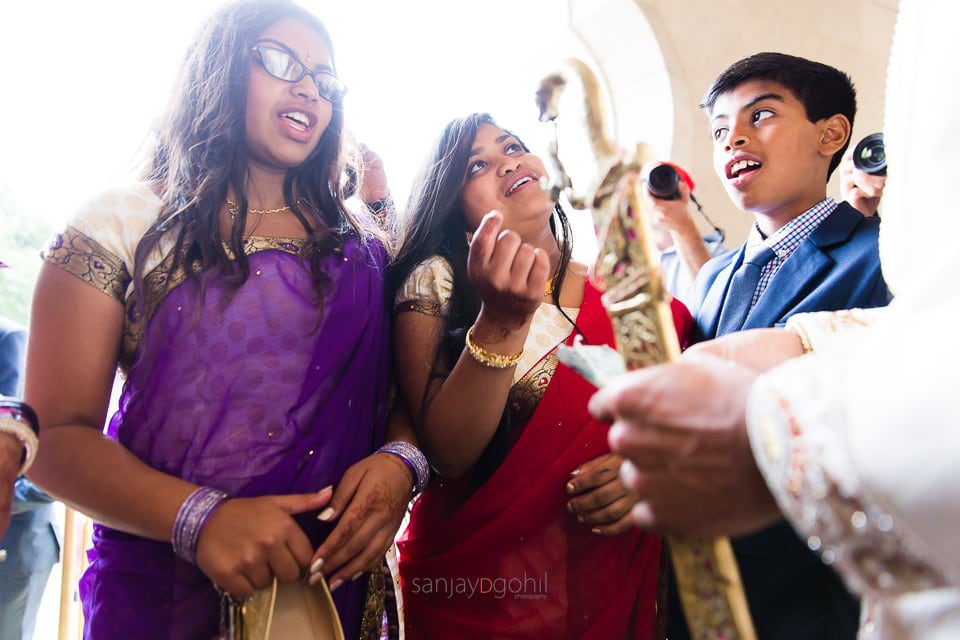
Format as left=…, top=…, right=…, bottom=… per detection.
left=840, top=148, right=886, bottom=217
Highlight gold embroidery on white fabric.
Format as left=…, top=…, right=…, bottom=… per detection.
left=786, top=308, right=884, bottom=354
left=749, top=373, right=953, bottom=598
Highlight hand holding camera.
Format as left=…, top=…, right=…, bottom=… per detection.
left=643, top=163, right=725, bottom=242
left=842, top=133, right=887, bottom=217
left=642, top=163, right=696, bottom=235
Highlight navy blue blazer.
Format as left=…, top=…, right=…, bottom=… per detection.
left=693, top=202, right=891, bottom=340
left=669, top=202, right=892, bottom=640
left=0, top=317, right=59, bottom=575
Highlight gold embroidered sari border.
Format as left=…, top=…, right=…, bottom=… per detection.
left=509, top=349, right=560, bottom=425
left=120, top=236, right=308, bottom=373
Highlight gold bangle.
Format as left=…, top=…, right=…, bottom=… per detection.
left=465, top=326, right=524, bottom=369
left=789, top=324, right=814, bottom=354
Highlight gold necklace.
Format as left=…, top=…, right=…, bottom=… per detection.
left=225, top=198, right=292, bottom=220
left=545, top=272, right=558, bottom=297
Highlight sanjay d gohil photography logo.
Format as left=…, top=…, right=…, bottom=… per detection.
left=409, top=571, right=549, bottom=600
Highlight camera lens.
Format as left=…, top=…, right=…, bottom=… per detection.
left=647, top=164, right=680, bottom=200
left=852, top=133, right=886, bottom=176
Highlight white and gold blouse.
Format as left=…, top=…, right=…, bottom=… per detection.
left=42, top=182, right=307, bottom=372
left=395, top=256, right=579, bottom=423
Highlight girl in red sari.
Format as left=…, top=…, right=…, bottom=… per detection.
left=388, top=113, right=692, bottom=638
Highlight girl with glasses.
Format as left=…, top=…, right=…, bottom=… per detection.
left=388, top=113, right=694, bottom=638
left=24, top=1, right=413, bottom=637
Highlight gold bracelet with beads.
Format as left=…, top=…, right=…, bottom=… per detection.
left=465, top=326, right=524, bottom=369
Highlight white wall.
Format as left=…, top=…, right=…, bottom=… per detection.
left=570, top=0, right=899, bottom=244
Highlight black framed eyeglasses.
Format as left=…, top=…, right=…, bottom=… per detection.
left=251, top=40, right=348, bottom=103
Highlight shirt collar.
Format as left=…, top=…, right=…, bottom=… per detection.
left=747, top=197, right=837, bottom=248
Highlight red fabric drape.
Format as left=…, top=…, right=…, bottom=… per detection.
left=397, top=282, right=693, bottom=639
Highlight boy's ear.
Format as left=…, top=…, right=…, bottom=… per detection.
left=818, top=114, right=851, bottom=159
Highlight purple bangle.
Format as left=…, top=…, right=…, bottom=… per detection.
left=377, top=441, right=430, bottom=496
left=172, top=487, right=230, bottom=564
left=0, top=398, right=39, bottom=436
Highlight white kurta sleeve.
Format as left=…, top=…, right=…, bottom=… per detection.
left=747, top=300, right=960, bottom=636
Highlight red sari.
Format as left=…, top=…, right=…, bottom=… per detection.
left=397, top=280, right=693, bottom=639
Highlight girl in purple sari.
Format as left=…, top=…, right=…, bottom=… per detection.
left=24, top=2, right=417, bottom=638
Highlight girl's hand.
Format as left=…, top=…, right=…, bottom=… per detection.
left=468, top=211, right=550, bottom=331
left=566, top=453, right=636, bottom=536
left=0, top=434, right=22, bottom=537
left=309, top=453, right=412, bottom=591
left=195, top=488, right=333, bottom=598
left=358, top=144, right=390, bottom=205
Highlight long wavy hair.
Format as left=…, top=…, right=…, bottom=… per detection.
left=133, top=0, right=374, bottom=315
left=389, top=113, right=578, bottom=482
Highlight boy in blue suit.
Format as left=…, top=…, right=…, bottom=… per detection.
left=674, top=53, right=891, bottom=640
left=693, top=52, right=889, bottom=340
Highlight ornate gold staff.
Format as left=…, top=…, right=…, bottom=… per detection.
left=537, top=60, right=757, bottom=640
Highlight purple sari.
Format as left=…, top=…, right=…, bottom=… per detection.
left=79, top=237, right=390, bottom=639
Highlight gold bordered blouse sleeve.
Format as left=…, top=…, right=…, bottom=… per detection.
left=41, top=184, right=159, bottom=303
left=394, top=256, right=454, bottom=317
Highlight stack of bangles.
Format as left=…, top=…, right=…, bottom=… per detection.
left=464, top=326, right=523, bottom=369
left=0, top=398, right=40, bottom=475
left=172, top=442, right=430, bottom=563
left=377, top=441, right=430, bottom=497
left=172, top=486, right=231, bottom=564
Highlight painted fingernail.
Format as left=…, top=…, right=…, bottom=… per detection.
left=317, top=507, right=335, bottom=521
left=308, top=572, right=324, bottom=586
left=591, top=528, right=602, bottom=535
left=566, top=482, right=576, bottom=494
left=351, top=572, right=364, bottom=582
left=310, top=558, right=324, bottom=574
left=318, top=485, right=333, bottom=495
left=329, top=579, right=343, bottom=593
left=570, top=467, right=581, bottom=476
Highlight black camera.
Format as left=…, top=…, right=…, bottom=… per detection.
left=852, top=133, right=886, bottom=176
left=647, top=163, right=681, bottom=200
left=644, top=162, right=726, bottom=242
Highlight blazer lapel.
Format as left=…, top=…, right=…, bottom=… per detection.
left=696, top=246, right=746, bottom=339
left=742, top=241, right=832, bottom=329
left=742, top=204, right=862, bottom=330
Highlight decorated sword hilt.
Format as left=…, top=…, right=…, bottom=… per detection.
left=536, top=58, right=757, bottom=640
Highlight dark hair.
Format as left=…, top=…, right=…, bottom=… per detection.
left=133, top=0, right=375, bottom=317
left=388, top=113, right=576, bottom=483
left=700, top=52, right=857, bottom=180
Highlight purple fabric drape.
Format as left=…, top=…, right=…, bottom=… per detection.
left=79, top=238, right=390, bottom=639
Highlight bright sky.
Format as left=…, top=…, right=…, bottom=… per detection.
left=0, top=0, right=587, bottom=233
